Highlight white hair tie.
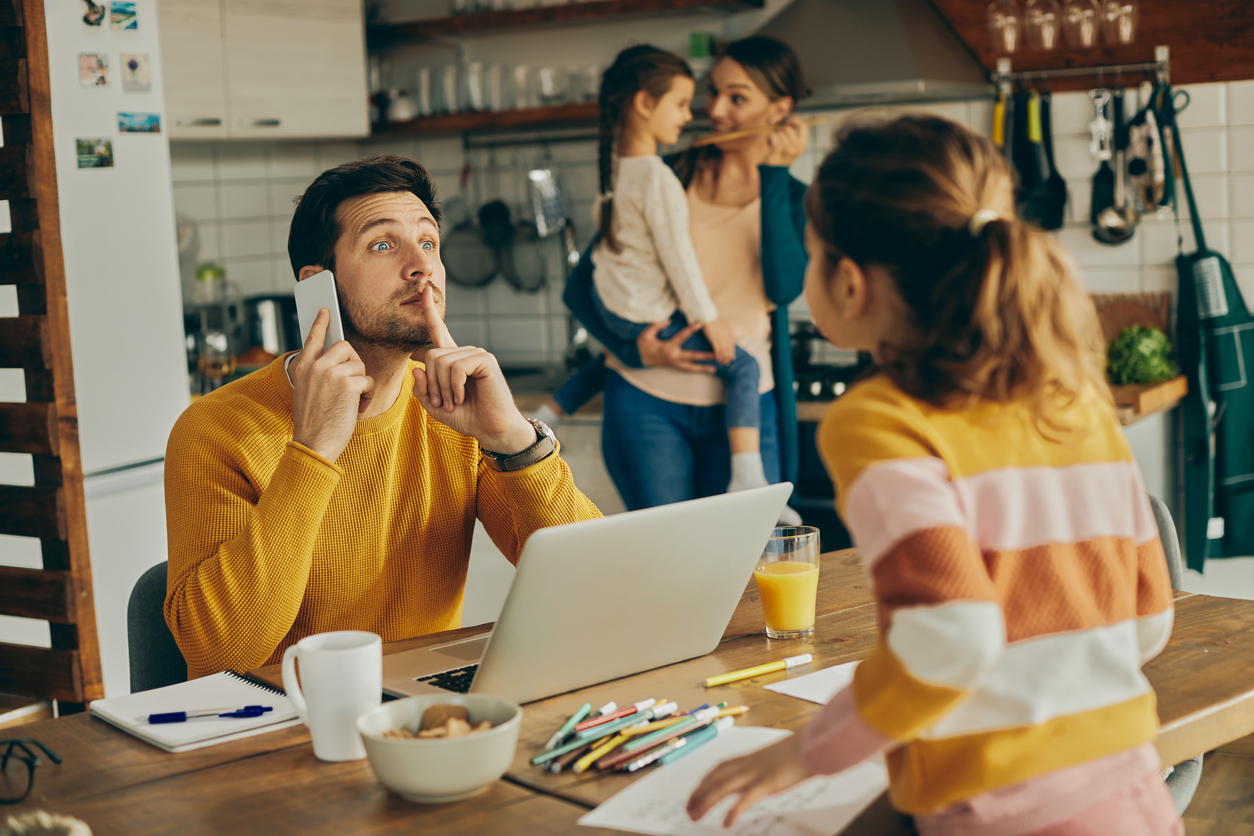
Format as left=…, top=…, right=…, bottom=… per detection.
left=968, top=209, right=1002, bottom=237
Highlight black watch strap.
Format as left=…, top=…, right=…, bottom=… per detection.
left=482, top=419, right=556, bottom=472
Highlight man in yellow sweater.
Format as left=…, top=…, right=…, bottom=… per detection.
left=165, top=155, right=601, bottom=679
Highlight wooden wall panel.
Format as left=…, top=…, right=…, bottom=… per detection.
left=927, top=0, right=1254, bottom=89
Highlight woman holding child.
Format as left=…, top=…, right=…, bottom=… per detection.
left=559, top=36, right=809, bottom=517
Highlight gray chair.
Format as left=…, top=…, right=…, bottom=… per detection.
left=127, top=562, right=187, bottom=692
left=1147, top=494, right=1203, bottom=815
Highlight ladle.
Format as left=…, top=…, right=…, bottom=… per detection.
left=1094, top=89, right=1138, bottom=245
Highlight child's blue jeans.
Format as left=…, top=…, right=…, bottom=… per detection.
left=589, top=289, right=760, bottom=432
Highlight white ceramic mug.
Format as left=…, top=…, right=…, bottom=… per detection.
left=281, top=631, right=382, bottom=762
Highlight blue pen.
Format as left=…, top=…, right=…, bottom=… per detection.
left=146, top=705, right=273, bottom=724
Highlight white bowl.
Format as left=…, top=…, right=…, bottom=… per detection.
left=356, top=694, right=522, bottom=803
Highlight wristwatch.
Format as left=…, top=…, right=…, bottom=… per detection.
left=481, top=418, right=557, bottom=472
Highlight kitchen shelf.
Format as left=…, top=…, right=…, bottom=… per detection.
left=367, top=0, right=763, bottom=45
left=369, top=102, right=599, bottom=138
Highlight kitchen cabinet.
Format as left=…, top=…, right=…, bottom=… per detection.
left=158, top=0, right=368, bottom=140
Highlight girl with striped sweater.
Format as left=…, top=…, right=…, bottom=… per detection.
left=686, top=114, right=1180, bottom=835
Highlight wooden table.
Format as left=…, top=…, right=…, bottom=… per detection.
left=9, top=550, right=1254, bottom=835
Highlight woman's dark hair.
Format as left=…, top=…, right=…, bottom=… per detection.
left=805, top=114, right=1108, bottom=430
left=597, top=45, right=693, bottom=252
left=288, top=154, right=441, bottom=279
left=673, top=35, right=808, bottom=189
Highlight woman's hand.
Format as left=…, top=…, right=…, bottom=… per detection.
left=764, top=115, right=808, bottom=168
left=637, top=321, right=717, bottom=373
left=685, top=734, right=815, bottom=828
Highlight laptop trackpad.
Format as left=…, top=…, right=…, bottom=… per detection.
left=430, top=635, right=490, bottom=662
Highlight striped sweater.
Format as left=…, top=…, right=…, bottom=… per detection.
left=799, top=375, right=1173, bottom=820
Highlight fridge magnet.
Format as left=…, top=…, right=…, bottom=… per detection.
left=81, top=0, right=105, bottom=26
left=76, top=138, right=114, bottom=169
left=121, top=53, right=151, bottom=91
left=110, top=1, right=137, bottom=30
left=78, top=53, right=108, bottom=87
left=117, top=112, right=160, bottom=133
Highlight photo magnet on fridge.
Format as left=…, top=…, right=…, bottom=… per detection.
left=81, top=0, right=105, bottom=26
left=110, top=1, right=137, bottom=30
left=118, top=112, right=161, bottom=133
left=76, top=138, right=114, bottom=169
left=121, top=53, right=151, bottom=91
left=79, top=53, right=108, bottom=87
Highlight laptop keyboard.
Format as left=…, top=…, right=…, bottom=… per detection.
left=415, top=664, right=478, bottom=693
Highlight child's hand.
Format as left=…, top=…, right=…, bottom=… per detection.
left=702, top=318, right=737, bottom=366
left=685, top=734, right=814, bottom=828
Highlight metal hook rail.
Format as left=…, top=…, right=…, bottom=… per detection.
left=992, top=44, right=1170, bottom=94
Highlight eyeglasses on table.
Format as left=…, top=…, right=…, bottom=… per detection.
left=1, top=739, right=62, bottom=805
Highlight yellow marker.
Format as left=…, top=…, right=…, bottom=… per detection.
left=622, top=716, right=689, bottom=736
left=573, top=733, right=627, bottom=774
left=703, top=654, right=813, bottom=688
left=716, top=705, right=750, bottom=719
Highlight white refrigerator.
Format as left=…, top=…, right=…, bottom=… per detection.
left=0, top=0, right=188, bottom=698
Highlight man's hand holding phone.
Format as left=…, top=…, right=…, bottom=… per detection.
left=290, top=309, right=376, bottom=462
left=411, top=286, right=536, bottom=456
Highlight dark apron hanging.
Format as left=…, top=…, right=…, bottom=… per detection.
left=1161, top=85, right=1254, bottom=569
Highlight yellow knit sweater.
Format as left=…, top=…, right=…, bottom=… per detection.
left=164, top=354, right=601, bottom=679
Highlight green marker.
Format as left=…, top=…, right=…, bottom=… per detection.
left=532, top=730, right=608, bottom=766
left=545, top=702, right=592, bottom=750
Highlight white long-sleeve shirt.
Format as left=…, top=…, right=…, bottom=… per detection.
left=591, top=155, right=720, bottom=325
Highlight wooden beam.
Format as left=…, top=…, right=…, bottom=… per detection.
left=0, top=566, right=74, bottom=623
left=927, top=0, right=1254, bottom=90
left=0, top=315, right=50, bottom=367
left=0, top=401, right=57, bottom=454
left=22, top=0, right=104, bottom=703
left=0, top=643, right=82, bottom=703
left=0, top=58, right=28, bottom=116
left=0, top=144, right=32, bottom=199
left=0, top=484, right=65, bottom=539
left=0, top=231, right=44, bottom=284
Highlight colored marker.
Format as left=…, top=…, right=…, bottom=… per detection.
left=545, top=702, right=592, bottom=750
left=703, top=654, right=813, bottom=688
left=573, top=732, right=629, bottom=774
left=574, top=702, right=674, bottom=741
left=532, top=731, right=608, bottom=765
left=716, top=705, right=750, bottom=719
left=621, top=715, right=689, bottom=737
left=658, top=716, right=735, bottom=766
left=624, top=706, right=719, bottom=752
left=595, top=701, right=618, bottom=717
left=575, top=698, right=656, bottom=732
left=549, top=742, right=593, bottom=774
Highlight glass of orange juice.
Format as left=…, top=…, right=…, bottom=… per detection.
left=754, top=526, right=820, bottom=639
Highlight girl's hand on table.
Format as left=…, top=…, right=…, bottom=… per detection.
left=637, top=321, right=717, bottom=374
left=685, top=733, right=815, bottom=828
left=765, top=115, right=808, bottom=168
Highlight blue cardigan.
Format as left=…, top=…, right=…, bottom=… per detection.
left=562, top=164, right=808, bottom=485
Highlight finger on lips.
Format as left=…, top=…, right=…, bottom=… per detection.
left=421, top=286, right=457, bottom=349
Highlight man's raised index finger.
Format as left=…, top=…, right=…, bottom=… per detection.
left=421, top=286, right=457, bottom=348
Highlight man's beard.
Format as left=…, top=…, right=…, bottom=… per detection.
left=339, top=284, right=447, bottom=352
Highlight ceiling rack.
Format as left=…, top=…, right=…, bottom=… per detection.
left=992, top=44, right=1170, bottom=94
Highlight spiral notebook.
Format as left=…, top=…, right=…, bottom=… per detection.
left=89, top=672, right=301, bottom=753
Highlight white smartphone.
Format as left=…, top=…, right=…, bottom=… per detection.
left=293, top=269, right=346, bottom=355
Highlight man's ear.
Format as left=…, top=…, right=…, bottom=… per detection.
left=297, top=265, right=325, bottom=282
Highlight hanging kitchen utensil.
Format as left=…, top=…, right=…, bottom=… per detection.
left=1038, top=89, right=1068, bottom=230
left=1125, top=82, right=1159, bottom=212
left=1088, top=89, right=1115, bottom=226
left=442, top=162, right=497, bottom=288
left=1016, top=89, right=1064, bottom=230
left=1094, top=88, right=1138, bottom=244
left=992, top=92, right=1008, bottom=150
left=504, top=221, right=549, bottom=293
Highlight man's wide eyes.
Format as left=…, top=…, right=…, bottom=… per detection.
left=370, top=241, right=390, bottom=251
left=422, top=241, right=435, bottom=251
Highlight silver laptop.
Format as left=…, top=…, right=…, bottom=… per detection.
left=382, top=483, right=793, bottom=704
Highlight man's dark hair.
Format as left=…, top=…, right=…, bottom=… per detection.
left=287, top=154, right=441, bottom=279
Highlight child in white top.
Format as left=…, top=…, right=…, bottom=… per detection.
left=588, top=45, right=769, bottom=494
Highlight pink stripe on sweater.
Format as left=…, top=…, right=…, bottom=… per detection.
left=796, top=686, right=896, bottom=776
left=844, top=459, right=1159, bottom=569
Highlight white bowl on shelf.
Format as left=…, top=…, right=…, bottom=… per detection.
left=356, top=693, right=522, bottom=803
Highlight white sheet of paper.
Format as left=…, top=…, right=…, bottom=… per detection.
left=578, top=726, right=887, bottom=836
left=763, top=661, right=859, bottom=705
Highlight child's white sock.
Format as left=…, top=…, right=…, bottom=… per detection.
left=728, top=452, right=768, bottom=493
left=531, top=403, right=563, bottom=429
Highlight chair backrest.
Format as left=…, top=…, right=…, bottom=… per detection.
left=127, top=562, right=186, bottom=692
left=1148, top=494, right=1184, bottom=591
